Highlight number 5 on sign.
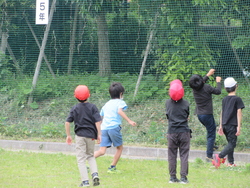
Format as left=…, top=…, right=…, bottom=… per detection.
left=36, top=0, right=49, bottom=25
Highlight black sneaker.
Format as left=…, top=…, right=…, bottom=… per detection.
left=79, top=180, right=90, bottom=187
left=169, top=176, right=180, bottom=183
left=92, top=172, right=100, bottom=186
left=180, top=177, right=189, bottom=184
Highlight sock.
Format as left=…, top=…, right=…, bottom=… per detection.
left=110, top=165, right=116, bottom=168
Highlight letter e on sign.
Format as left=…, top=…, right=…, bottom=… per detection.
left=36, top=0, right=49, bottom=25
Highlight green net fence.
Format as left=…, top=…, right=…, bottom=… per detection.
left=0, top=0, right=249, bottom=149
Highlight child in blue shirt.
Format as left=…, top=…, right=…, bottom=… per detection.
left=94, top=82, right=136, bottom=173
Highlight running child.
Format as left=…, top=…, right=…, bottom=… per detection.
left=213, top=77, right=244, bottom=168
left=65, top=85, right=102, bottom=187
left=94, top=82, right=136, bottom=173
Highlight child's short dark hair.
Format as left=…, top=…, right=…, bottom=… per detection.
left=76, top=99, right=87, bottom=103
left=225, top=85, right=237, bottom=93
left=189, top=74, right=204, bottom=91
left=109, top=82, right=125, bottom=99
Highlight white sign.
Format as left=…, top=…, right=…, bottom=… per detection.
left=36, top=0, right=49, bottom=25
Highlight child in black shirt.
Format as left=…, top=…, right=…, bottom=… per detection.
left=213, top=77, right=244, bottom=168
left=166, top=79, right=190, bottom=184
left=189, top=69, right=221, bottom=161
left=65, top=85, right=102, bottom=187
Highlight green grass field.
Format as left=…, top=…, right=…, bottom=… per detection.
left=0, top=149, right=249, bottom=188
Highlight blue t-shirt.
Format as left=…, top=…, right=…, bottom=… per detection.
left=100, top=99, right=127, bottom=130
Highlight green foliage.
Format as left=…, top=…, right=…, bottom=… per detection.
left=232, top=35, right=250, bottom=49
left=237, top=126, right=250, bottom=150
left=29, top=102, right=39, bottom=109
left=0, top=121, right=65, bottom=139
left=0, top=72, right=167, bottom=111
left=194, top=157, right=204, bottom=166
left=0, top=0, right=250, bottom=154
left=78, top=0, right=123, bottom=15
left=108, top=12, right=148, bottom=73
left=133, top=76, right=166, bottom=102
left=0, top=117, right=7, bottom=133
left=245, top=163, right=250, bottom=174
left=0, top=53, right=12, bottom=79
left=192, top=0, right=226, bottom=6
left=1, top=76, right=33, bottom=106
left=193, top=135, right=207, bottom=147
left=143, top=121, right=166, bottom=144
left=0, top=123, right=32, bottom=138
left=1, top=73, right=250, bottom=150
left=153, top=1, right=217, bottom=84
left=1, top=0, right=249, bottom=79
left=41, top=123, right=65, bottom=138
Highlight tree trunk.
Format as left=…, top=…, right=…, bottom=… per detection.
left=96, top=11, right=111, bottom=77
left=28, top=0, right=57, bottom=105
left=0, top=32, right=8, bottom=55
left=133, top=29, right=154, bottom=101
left=7, top=42, right=22, bottom=74
left=133, top=13, right=158, bottom=101
left=25, top=16, right=56, bottom=78
left=68, top=3, right=79, bottom=75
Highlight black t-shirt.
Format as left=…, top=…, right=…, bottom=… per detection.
left=166, top=98, right=190, bottom=134
left=222, top=95, right=245, bottom=126
left=192, top=76, right=221, bottom=115
left=66, top=102, right=102, bottom=139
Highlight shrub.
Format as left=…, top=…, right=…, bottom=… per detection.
left=0, top=73, right=250, bottom=151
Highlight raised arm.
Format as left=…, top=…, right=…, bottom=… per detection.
left=207, top=69, right=215, bottom=77
left=203, top=69, right=215, bottom=83
left=211, top=76, right=222, bottom=95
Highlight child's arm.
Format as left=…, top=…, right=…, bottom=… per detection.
left=65, top=122, right=72, bottom=145
left=206, top=69, right=215, bottom=77
left=236, top=108, right=242, bottom=136
left=203, top=69, right=215, bottom=83
left=95, top=121, right=102, bottom=144
left=212, top=76, right=222, bottom=95
left=118, top=108, right=136, bottom=126
left=206, top=69, right=222, bottom=85
left=218, top=111, right=224, bottom=136
left=216, top=76, right=221, bottom=83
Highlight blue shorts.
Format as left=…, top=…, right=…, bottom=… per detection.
left=100, top=126, right=123, bottom=147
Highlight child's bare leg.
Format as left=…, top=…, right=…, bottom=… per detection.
left=94, top=147, right=107, bottom=158
left=111, top=145, right=123, bottom=166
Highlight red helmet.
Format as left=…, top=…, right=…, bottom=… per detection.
left=74, top=85, right=90, bottom=100
left=169, top=79, right=184, bottom=101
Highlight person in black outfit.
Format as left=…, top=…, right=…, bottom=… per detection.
left=213, top=77, right=245, bottom=168
left=166, top=79, right=191, bottom=184
left=189, top=69, right=221, bottom=162
left=65, top=85, right=102, bottom=187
